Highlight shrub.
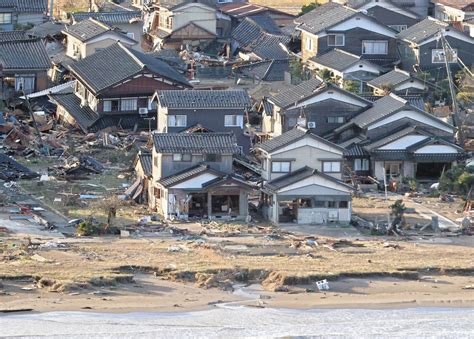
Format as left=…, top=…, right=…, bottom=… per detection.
left=439, top=165, right=474, bottom=195
left=76, top=220, right=105, bottom=236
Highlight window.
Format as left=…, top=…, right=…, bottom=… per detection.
left=168, top=115, right=187, bottom=127
left=0, top=13, right=12, bottom=24
left=354, top=158, right=369, bottom=171
left=339, top=201, right=348, bottom=208
left=306, top=37, right=313, bottom=51
left=121, top=98, right=138, bottom=111
left=103, top=99, right=120, bottom=112
left=362, top=40, right=388, bottom=55
left=432, top=49, right=458, bottom=63
left=271, top=161, right=291, bottom=173
left=154, top=187, right=161, bottom=198
left=225, top=115, right=243, bottom=127
left=314, top=201, right=326, bottom=208
left=173, top=153, right=191, bottom=162
left=205, top=154, right=221, bottom=162
left=328, top=201, right=337, bottom=208
left=323, top=161, right=341, bottom=173
left=388, top=25, right=407, bottom=32
left=328, top=34, right=344, bottom=46
left=327, top=116, right=345, bottom=124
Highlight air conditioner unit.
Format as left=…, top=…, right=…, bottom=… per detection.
left=307, top=121, right=316, bottom=128
left=138, top=107, right=149, bottom=116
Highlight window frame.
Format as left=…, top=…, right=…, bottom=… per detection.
left=306, top=36, right=313, bottom=51
left=327, top=116, right=345, bottom=124
left=224, top=114, right=243, bottom=127
left=322, top=161, right=341, bottom=173
left=205, top=154, right=222, bottom=162
left=354, top=158, right=369, bottom=171
left=388, top=24, right=407, bottom=32
left=0, top=12, right=12, bottom=24
left=103, top=99, right=120, bottom=112
left=271, top=161, right=291, bottom=173
left=362, top=40, right=388, bottom=55
left=120, top=98, right=138, bottom=111
left=167, top=115, right=187, bottom=127
left=327, top=33, right=345, bottom=47
left=173, top=153, right=192, bottom=162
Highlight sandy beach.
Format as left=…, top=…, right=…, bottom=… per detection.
left=2, top=273, right=474, bottom=314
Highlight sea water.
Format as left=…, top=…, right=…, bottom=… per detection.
left=0, top=307, right=473, bottom=338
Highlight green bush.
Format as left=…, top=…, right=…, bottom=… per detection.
left=439, top=165, right=474, bottom=195
left=76, top=220, right=105, bottom=236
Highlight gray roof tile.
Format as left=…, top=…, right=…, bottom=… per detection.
left=264, top=166, right=353, bottom=192
left=236, top=59, right=290, bottom=82
left=309, top=49, right=361, bottom=71
left=295, top=2, right=356, bottom=35
left=0, top=39, right=50, bottom=70
left=157, top=89, right=251, bottom=108
left=0, top=30, right=27, bottom=42
left=350, top=94, right=408, bottom=128
left=397, top=17, right=448, bottom=44
left=361, top=94, right=425, bottom=110
left=71, top=11, right=141, bottom=25
left=232, top=15, right=290, bottom=60
left=255, top=127, right=344, bottom=153
left=69, top=43, right=189, bottom=93
left=159, top=164, right=218, bottom=187
left=368, top=69, right=412, bottom=88
left=269, top=78, right=323, bottom=108
left=49, top=93, right=100, bottom=131
left=152, top=132, right=241, bottom=154
left=64, top=18, right=113, bottom=42
left=1, top=0, right=48, bottom=12
left=138, top=153, right=152, bottom=177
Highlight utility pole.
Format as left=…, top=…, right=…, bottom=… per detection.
left=49, top=0, right=54, bottom=18
left=440, top=31, right=464, bottom=147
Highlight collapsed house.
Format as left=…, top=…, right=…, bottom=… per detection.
left=131, top=132, right=255, bottom=220
left=0, top=38, right=51, bottom=100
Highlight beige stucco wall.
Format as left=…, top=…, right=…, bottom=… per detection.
left=173, top=4, right=216, bottom=34
left=300, top=31, right=318, bottom=61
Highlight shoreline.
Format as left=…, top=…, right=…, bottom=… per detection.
left=2, top=274, right=473, bottom=314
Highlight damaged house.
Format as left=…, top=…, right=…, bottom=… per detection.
left=49, top=42, right=190, bottom=132
left=0, top=38, right=51, bottom=100
left=261, top=78, right=372, bottom=138
left=143, top=0, right=225, bottom=51
left=154, top=89, right=252, bottom=151
left=231, top=14, right=291, bottom=61
left=132, top=132, right=254, bottom=220
left=254, top=126, right=353, bottom=225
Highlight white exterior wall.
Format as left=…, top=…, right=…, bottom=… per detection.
left=173, top=4, right=216, bottom=34
left=374, top=160, right=385, bottom=181
left=403, top=161, right=415, bottom=178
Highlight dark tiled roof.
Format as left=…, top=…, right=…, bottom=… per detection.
left=350, top=94, right=408, bottom=128
left=269, top=78, right=323, bottom=108
left=345, top=144, right=369, bottom=158
left=138, top=153, right=152, bottom=177
left=157, top=89, right=250, bottom=108
left=255, top=127, right=345, bottom=153
left=27, top=21, right=68, bottom=38
left=368, top=69, right=412, bottom=88
left=5, top=0, right=48, bottom=12
left=309, top=49, right=361, bottom=72
left=361, top=94, right=425, bottom=111
left=295, top=2, right=356, bottom=35
left=152, top=132, right=240, bottom=154
left=64, top=18, right=112, bottom=41
left=232, top=16, right=290, bottom=60
left=397, top=17, right=448, bottom=44
left=70, top=43, right=189, bottom=93
left=0, top=39, right=50, bottom=70
left=264, top=166, right=353, bottom=192
left=71, top=11, right=141, bottom=25
left=49, top=93, right=99, bottom=132
left=236, top=59, right=290, bottom=82
left=364, top=125, right=422, bottom=150
left=0, top=30, right=27, bottom=42
left=159, top=164, right=217, bottom=187
left=0, top=153, right=39, bottom=178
